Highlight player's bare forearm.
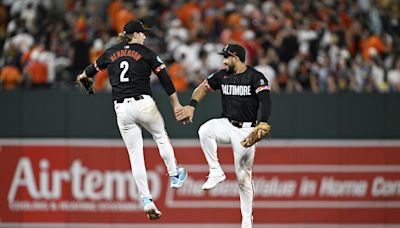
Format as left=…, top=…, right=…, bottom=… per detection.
left=169, top=92, right=184, bottom=122
left=191, top=81, right=208, bottom=102
left=176, top=81, right=210, bottom=124
left=169, top=92, right=182, bottom=109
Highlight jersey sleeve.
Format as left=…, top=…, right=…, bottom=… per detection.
left=144, top=47, right=175, bottom=95
left=252, top=71, right=270, bottom=95
left=146, top=49, right=167, bottom=74
left=94, top=50, right=110, bottom=71
left=253, top=70, right=271, bottom=122
left=206, top=71, right=223, bottom=90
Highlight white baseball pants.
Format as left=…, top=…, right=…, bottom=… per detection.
left=114, top=95, right=178, bottom=200
left=198, top=118, right=255, bottom=228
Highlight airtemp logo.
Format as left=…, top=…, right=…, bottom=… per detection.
left=7, top=158, right=161, bottom=212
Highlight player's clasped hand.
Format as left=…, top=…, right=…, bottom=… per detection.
left=175, top=106, right=195, bottom=125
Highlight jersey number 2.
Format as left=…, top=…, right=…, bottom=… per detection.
left=120, top=61, right=129, bottom=82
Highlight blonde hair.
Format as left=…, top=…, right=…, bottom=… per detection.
left=118, top=32, right=133, bottom=44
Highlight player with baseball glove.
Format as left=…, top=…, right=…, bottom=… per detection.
left=176, top=44, right=272, bottom=228
left=75, top=20, right=188, bottom=221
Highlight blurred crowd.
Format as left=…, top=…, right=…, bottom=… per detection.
left=1, top=0, right=400, bottom=93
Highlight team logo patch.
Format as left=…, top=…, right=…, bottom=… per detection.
left=156, top=56, right=164, bottom=64
left=124, top=45, right=130, bottom=49
left=259, top=79, right=265, bottom=85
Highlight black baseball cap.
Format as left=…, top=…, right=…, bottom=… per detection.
left=123, top=20, right=150, bottom=34
left=218, top=44, right=246, bottom=62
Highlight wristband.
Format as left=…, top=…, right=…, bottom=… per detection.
left=189, top=99, right=198, bottom=108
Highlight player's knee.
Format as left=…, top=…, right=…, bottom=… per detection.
left=198, top=124, right=210, bottom=139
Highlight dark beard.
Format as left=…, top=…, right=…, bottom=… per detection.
left=226, top=64, right=235, bottom=73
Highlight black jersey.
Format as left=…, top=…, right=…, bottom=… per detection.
left=94, top=43, right=166, bottom=100
left=207, top=66, right=270, bottom=122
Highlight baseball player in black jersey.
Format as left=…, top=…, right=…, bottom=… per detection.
left=76, top=20, right=188, bottom=220
left=177, top=44, right=271, bottom=228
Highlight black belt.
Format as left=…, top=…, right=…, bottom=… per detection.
left=115, top=95, right=144, bottom=103
left=229, top=119, right=257, bottom=128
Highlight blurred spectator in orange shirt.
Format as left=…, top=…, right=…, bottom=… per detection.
left=168, top=60, right=188, bottom=92
left=25, top=50, right=47, bottom=87
left=90, top=38, right=109, bottom=92
left=114, top=2, right=135, bottom=33
left=361, top=32, right=386, bottom=60
left=108, top=0, right=123, bottom=32
left=0, top=65, right=22, bottom=90
left=225, top=10, right=244, bottom=43
left=75, top=15, right=87, bottom=34
left=176, top=1, right=201, bottom=30
left=21, top=45, right=44, bottom=66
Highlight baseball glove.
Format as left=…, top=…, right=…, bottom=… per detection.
left=241, top=122, right=271, bottom=148
left=76, top=76, right=95, bottom=96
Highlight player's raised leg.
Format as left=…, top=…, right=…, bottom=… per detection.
left=198, top=118, right=231, bottom=190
